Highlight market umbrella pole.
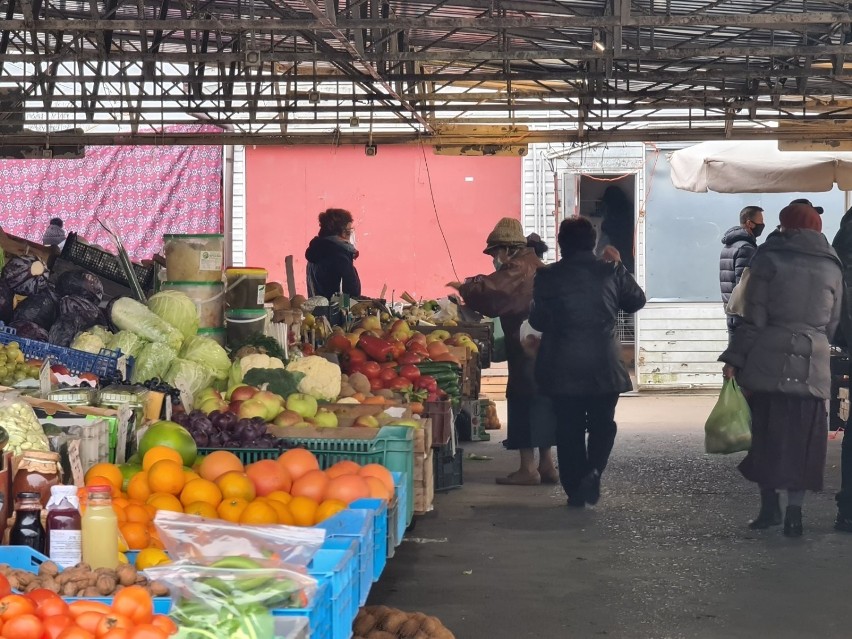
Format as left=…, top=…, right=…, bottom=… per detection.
left=285, top=255, right=296, bottom=298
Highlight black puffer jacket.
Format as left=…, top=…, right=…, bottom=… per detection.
left=831, top=207, right=852, bottom=347
left=529, top=252, right=646, bottom=397
left=305, top=236, right=361, bottom=299
left=720, top=226, right=757, bottom=331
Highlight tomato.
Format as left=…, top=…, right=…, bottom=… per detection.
left=75, top=611, right=106, bottom=634
left=360, top=361, right=381, bottom=379
left=41, top=615, right=74, bottom=639
left=57, top=628, right=96, bottom=639
left=380, top=361, right=398, bottom=370
left=127, top=625, right=168, bottom=639
left=111, top=586, right=153, bottom=626
left=379, top=367, right=397, bottom=383
left=398, top=364, right=422, bottom=381
left=95, top=613, right=132, bottom=636
left=150, top=615, right=177, bottom=635
left=27, top=590, right=69, bottom=619
left=0, top=575, right=10, bottom=598
left=0, top=594, right=36, bottom=620
left=1, top=614, right=43, bottom=639
left=69, top=602, right=111, bottom=618
left=100, top=630, right=129, bottom=639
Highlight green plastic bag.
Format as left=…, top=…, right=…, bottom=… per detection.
left=704, top=378, right=752, bottom=454
left=491, top=318, right=507, bottom=363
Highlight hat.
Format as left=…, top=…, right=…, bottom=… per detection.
left=42, top=223, right=66, bottom=246
left=484, top=218, right=527, bottom=255
left=790, top=198, right=824, bottom=215
left=526, top=233, right=548, bottom=256
left=780, top=204, right=822, bottom=232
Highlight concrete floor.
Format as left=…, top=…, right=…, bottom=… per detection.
left=369, top=395, right=851, bottom=639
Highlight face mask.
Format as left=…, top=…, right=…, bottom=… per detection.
left=492, top=257, right=502, bottom=271
left=752, top=223, right=765, bottom=238
left=348, top=231, right=357, bottom=248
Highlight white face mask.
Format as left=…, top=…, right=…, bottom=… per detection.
left=348, top=230, right=357, bottom=248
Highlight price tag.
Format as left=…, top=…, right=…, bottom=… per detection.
left=116, top=356, right=128, bottom=382
left=116, top=405, right=132, bottom=464
left=164, top=397, right=172, bottom=421
left=68, top=439, right=84, bottom=487
left=175, top=377, right=193, bottom=412
left=39, top=360, right=52, bottom=396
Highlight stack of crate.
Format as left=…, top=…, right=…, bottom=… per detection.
left=413, top=421, right=434, bottom=515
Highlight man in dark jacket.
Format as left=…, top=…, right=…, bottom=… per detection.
left=305, top=208, right=362, bottom=300
left=720, top=206, right=764, bottom=336
left=831, top=207, right=852, bottom=533
left=530, top=217, right=646, bottom=507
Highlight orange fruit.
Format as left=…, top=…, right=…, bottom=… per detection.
left=364, top=476, right=392, bottom=501
left=199, top=451, right=244, bottom=482
left=278, top=449, right=320, bottom=482
left=113, top=497, right=129, bottom=509
left=358, top=464, right=395, bottom=494
left=266, top=491, right=292, bottom=505
left=217, top=498, right=249, bottom=523
left=325, top=474, right=371, bottom=505
left=315, top=499, right=347, bottom=524
left=85, top=476, right=120, bottom=497
left=85, top=463, right=124, bottom=491
left=142, top=446, right=184, bottom=471
left=265, top=500, right=295, bottom=525
left=239, top=500, right=279, bottom=525
left=145, top=504, right=158, bottom=519
left=127, top=472, right=152, bottom=503
left=326, top=460, right=360, bottom=479
left=146, top=492, right=183, bottom=513
left=113, top=505, right=127, bottom=524
left=148, top=460, right=186, bottom=495
left=184, top=469, right=201, bottom=484
left=120, top=522, right=151, bottom=550
left=291, top=469, right=329, bottom=502
left=180, top=478, right=223, bottom=508
left=216, top=471, right=257, bottom=502
left=288, top=496, right=319, bottom=527
left=125, top=503, right=152, bottom=524
left=246, top=460, right=292, bottom=497
left=184, top=501, right=218, bottom=519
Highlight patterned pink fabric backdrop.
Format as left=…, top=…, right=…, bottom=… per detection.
left=0, top=125, right=223, bottom=261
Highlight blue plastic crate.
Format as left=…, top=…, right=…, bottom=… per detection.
left=317, top=508, right=374, bottom=607
left=349, top=499, right=388, bottom=583
left=274, top=576, right=332, bottom=639
left=319, top=538, right=358, bottom=629
left=392, top=471, right=408, bottom=546
left=310, top=541, right=357, bottom=639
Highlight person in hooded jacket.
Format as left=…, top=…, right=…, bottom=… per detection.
left=830, top=206, right=852, bottom=533
left=305, top=208, right=362, bottom=300
left=721, top=204, right=843, bottom=537
left=719, top=206, right=764, bottom=337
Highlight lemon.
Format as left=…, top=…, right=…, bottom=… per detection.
left=118, top=552, right=129, bottom=564
left=135, top=548, right=171, bottom=570
left=118, top=535, right=129, bottom=553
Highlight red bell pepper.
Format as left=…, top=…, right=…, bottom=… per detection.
left=358, top=334, right=395, bottom=362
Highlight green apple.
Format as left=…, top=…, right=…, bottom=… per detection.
left=390, top=419, right=420, bottom=428
left=273, top=410, right=303, bottom=428
left=286, top=393, right=319, bottom=419
left=312, top=409, right=339, bottom=428
left=238, top=399, right=269, bottom=421
left=253, top=390, right=284, bottom=421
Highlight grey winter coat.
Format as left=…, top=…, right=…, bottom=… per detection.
left=720, top=229, right=843, bottom=399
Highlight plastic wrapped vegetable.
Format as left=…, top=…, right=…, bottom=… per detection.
left=108, top=330, right=145, bottom=359
left=147, top=290, right=200, bottom=339
left=0, top=393, right=51, bottom=455
left=164, top=359, right=214, bottom=397
left=56, top=269, right=104, bottom=303
left=59, top=296, right=101, bottom=330
left=179, top=335, right=230, bottom=381
left=2, top=255, right=50, bottom=296
left=131, top=342, right=177, bottom=384
left=111, top=297, right=184, bottom=351
left=8, top=320, right=48, bottom=342
left=0, top=281, right=13, bottom=324
left=12, top=290, right=58, bottom=329
left=71, top=331, right=107, bottom=354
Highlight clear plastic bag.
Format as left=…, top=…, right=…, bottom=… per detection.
left=0, top=391, right=50, bottom=454
left=145, top=561, right=317, bottom=639
left=704, top=378, right=752, bottom=454
left=519, top=320, right=543, bottom=357
left=153, top=511, right=326, bottom=566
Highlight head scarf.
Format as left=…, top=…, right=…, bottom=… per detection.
left=779, top=204, right=822, bottom=232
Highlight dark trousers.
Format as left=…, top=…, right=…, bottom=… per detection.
left=839, top=420, right=852, bottom=516
left=552, top=394, right=620, bottom=498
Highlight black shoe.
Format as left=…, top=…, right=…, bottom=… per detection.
left=566, top=494, right=586, bottom=509
left=580, top=470, right=601, bottom=506
left=835, top=513, right=852, bottom=533
left=783, top=506, right=803, bottom=538
left=748, top=493, right=782, bottom=530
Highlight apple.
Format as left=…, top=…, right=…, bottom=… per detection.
left=390, top=418, right=421, bottom=428
left=253, top=390, right=285, bottom=420
left=361, top=316, right=382, bottom=332
left=239, top=399, right=269, bottom=421
left=312, top=409, right=339, bottom=428
left=286, top=393, right=319, bottom=419
left=199, top=397, right=227, bottom=415
left=273, top=410, right=303, bottom=428
left=228, top=400, right=244, bottom=414
left=195, top=388, right=222, bottom=404
left=354, top=415, right=380, bottom=428
left=230, top=386, right=258, bottom=402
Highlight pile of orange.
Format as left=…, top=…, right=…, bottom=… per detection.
left=80, top=446, right=397, bottom=538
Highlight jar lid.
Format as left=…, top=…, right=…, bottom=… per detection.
left=51, top=485, right=77, bottom=496
left=197, top=327, right=225, bottom=334
left=226, top=309, right=268, bottom=318
left=16, top=492, right=40, bottom=499
left=87, top=486, right=111, bottom=495
left=226, top=268, right=268, bottom=276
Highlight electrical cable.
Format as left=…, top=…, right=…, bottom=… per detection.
left=419, top=141, right=461, bottom=281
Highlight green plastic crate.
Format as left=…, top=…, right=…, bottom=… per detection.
left=280, top=426, right=414, bottom=524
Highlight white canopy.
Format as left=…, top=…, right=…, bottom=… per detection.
left=669, top=141, right=852, bottom=193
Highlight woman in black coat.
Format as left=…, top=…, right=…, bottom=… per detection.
left=529, top=217, right=646, bottom=508
left=305, top=208, right=362, bottom=299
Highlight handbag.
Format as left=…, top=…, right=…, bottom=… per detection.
left=725, top=267, right=751, bottom=316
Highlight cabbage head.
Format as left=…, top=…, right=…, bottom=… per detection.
left=108, top=331, right=145, bottom=359
left=147, top=290, right=199, bottom=339
left=111, top=297, right=184, bottom=351
left=90, top=325, right=113, bottom=343
left=71, top=331, right=106, bottom=354
left=164, top=359, right=214, bottom=397
left=179, top=335, right=231, bottom=381
left=131, top=342, right=177, bottom=383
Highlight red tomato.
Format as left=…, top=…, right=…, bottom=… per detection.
left=379, top=367, right=397, bottom=383
left=150, top=615, right=177, bottom=635
left=69, top=602, right=111, bottom=619
left=95, top=613, right=132, bottom=636
left=398, top=364, right=421, bottom=381
left=57, top=628, right=96, bottom=639
left=343, top=348, right=367, bottom=366
left=1, top=614, right=43, bottom=639
left=361, top=361, right=381, bottom=379
left=111, top=587, right=153, bottom=626
left=0, top=575, right=10, bottom=598
left=369, top=377, right=384, bottom=392
left=41, top=615, right=74, bottom=639
left=75, top=611, right=106, bottom=634
left=100, top=630, right=129, bottom=639
left=127, top=626, right=168, bottom=639
left=26, top=589, right=68, bottom=619
left=380, top=361, right=398, bottom=370
left=0, top=594, right=36, bottom=620
left=388, top=377, right=414, bottom=392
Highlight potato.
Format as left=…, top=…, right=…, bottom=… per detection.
left=382, top=612, right=407, bottom=634
left=339, top=383, right=357, bottom=398
left=399, top=617, right=422, bottom=637
left=353, top=613, right=377, bottom=637
left=349, top=372, right=371, bottom=395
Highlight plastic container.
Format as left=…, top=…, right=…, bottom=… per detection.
left=197, top=327, right=226, bottom=346
left=163, top=234, right=224, bottom=282
left=308, top=540, right=358, bottom=639
left=225, top=267, right=268, bottom=310
left=316, top=509, right=374, bottom=607
left=162, top=281, right=225, bottom=328
left=350, top=498, right=388, bottom=582
left=61, top=233, right=158, bottom=291
left=274, top=576, right=332, bottom=639
left=225, top=309, right=268, bottom=348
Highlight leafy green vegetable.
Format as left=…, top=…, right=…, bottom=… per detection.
left=165, top=359, right=215, bottom=397
left=243, top=368, right=304, bottom=398
left=111, top=296, right=184, bottom=351
left=71, top=331, right=106, bottom=354
left=108, top=331, right=145, bottom=359
left=131, top=342, right=177, bottom=383
left=230, top=333, right=285, bottom=360
left=148, top=290, right=200, bottom=339
left=180, top=334, right=231, bottom=380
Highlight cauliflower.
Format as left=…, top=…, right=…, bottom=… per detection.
left=286, top=356, right=342, bottom=402
left=229, top=353, right=286, bottom=388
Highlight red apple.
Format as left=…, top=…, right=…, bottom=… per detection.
left=230, top=386, right=258, bottom=402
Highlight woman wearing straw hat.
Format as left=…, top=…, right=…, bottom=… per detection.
left=448, top=217, right=558, bottom=485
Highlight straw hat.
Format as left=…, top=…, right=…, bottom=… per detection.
left=483, top=218, right=527, bottom=254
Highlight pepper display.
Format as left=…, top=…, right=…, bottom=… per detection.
left=357, top=334, right=395, bottom=362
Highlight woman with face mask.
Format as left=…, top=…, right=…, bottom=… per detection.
left=447, top=218, right=558, bottom=485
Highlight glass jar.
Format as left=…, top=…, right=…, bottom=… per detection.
left=10, top=492, right=45, bottom=553
left=46, top=485, right=82, bottom=568
left=13, top=451, right=61, bottom=507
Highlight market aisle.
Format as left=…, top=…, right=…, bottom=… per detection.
left=370, top=394, right=851, bottom=639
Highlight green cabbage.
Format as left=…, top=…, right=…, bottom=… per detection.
left=179, top=335, right=231, bottom=381
left=108, top=331, right=145, bottom=359
left=71, top=331, right=106, bottom=354
left=131, top=342, right=177, bottom=383
left=90, top=325, right=113, bottom=343
left=111, top=297, right=184, bottom=351
left=164, top=359, right=214, bottom=397
left=147, top=290, right=200, bottom=339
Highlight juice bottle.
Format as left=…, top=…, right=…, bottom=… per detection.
left=45, top=485, right=82, bottom=568
left=10, top=492, right=46, bottom=553
left=81, top=485, right=118, bottom=570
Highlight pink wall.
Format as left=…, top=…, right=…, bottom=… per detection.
left=245, top=145, right=522, bottom=300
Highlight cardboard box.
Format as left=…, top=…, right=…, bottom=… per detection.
left=460, top=399, right=488, bottom=441
left=413, top=426, right=434, bottom=514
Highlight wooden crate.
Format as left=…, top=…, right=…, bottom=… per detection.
left=413, top=424, right=434, bottom=514
left=0, top=228, right=57, bottom=264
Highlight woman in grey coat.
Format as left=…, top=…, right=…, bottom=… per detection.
left=721, top=203, right=843, bottom=537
